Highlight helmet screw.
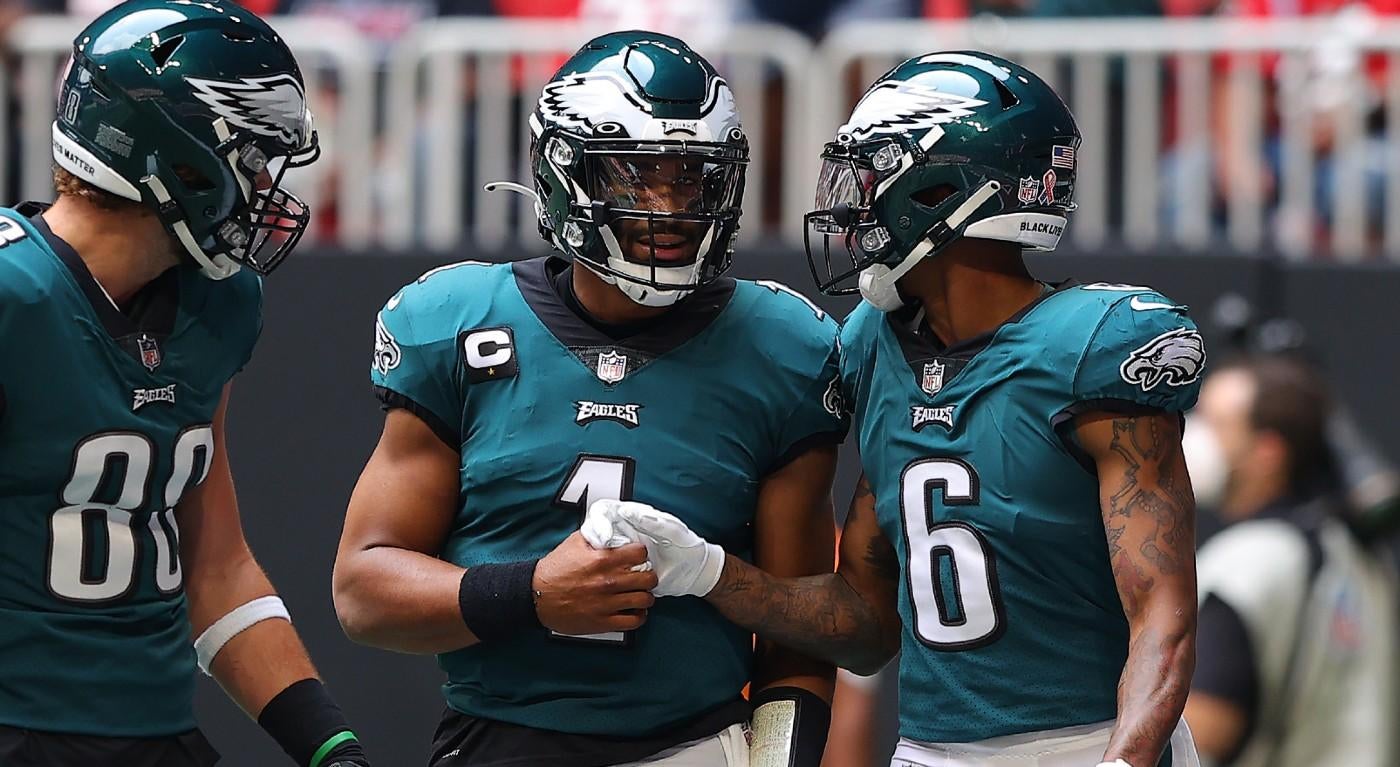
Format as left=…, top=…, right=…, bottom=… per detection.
left=563, top=221, right=585, bottom=248
left=204, top=206, right=217, bottom=218
left=898, top=215, right=911, bottom=229
left=548, top=137, right=575, bottom=166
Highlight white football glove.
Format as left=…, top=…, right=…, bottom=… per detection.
left=579, top=508, right=652, bottom=572
left=584, top=499, right=725, bottom=597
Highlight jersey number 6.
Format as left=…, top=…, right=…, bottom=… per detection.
left=900, top=458, right=1007, bottom=651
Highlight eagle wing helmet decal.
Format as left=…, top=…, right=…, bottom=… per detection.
left=1119, top=328, right=1206, bottom=392
left=537, top=72, right=653, bottom=133
left=187, top=74, right=311, bottom=146
left=838, top=80, right=987, bottom=142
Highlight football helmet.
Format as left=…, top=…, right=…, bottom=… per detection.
left=525, top=31, right=748, bottom=307
left=53, top=0, right=319, bottom=279
left=805, top=52, right=1079, bottom=310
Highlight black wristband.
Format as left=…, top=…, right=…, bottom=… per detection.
left=256, top=678, right=363, bottom=767
left=458, top=560, right=541, bottom=642
left=751, top=686, right=832, bottom=767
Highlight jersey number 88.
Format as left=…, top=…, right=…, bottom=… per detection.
left=47, top=428, right=213, bottom=604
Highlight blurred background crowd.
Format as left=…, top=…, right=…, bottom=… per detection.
left=6, top=1, right=1400, bottom=766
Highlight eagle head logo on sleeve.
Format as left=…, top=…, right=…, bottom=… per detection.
left=1119, top=329, right=1206, bottom=392
left=372, top=316, right=402, bottom=376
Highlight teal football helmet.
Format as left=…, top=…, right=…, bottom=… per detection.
left=521, top=31, right=748, bottom=307
left=805, top=52, right=1080, bottom=310
left=52, top=0, right=319, bottom=279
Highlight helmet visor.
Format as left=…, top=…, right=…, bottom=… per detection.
left=812, top=156, right=875, bottom=230
left=589, top=152, right=743, bottom=217
left=805, top=148, right=888, bottom=296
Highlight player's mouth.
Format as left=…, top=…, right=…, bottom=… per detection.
left=638, top=232, right=694, bottom=263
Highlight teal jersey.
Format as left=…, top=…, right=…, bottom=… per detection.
left=840, top=283, right=1204, bottom=745
left=0, top=205, right=262, bottom=737
left=371, top=257, right=846, bottom=737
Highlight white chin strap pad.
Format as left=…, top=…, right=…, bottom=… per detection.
left=593, top=220, right=706, bottom=308
left=193, top=595, right=291, bottom=675
left=858, top=180, right=1002, bottom=312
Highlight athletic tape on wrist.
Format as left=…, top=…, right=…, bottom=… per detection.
left=750, top=687, right=831, bottom=767
left=194, top=595, right=291, bottom=674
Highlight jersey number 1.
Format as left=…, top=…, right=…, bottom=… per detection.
left=901, top=458, right=1006, bottom=650
left=48, top=428, right=213, bottom=604
left=553, top=454, right=636, bottom=645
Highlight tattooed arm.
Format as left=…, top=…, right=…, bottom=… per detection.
left=704, top=473, right=902, bottom=675
left=1077, top=412, right=1198, bottom=767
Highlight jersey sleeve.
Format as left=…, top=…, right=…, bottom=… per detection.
left=1072, top=295, right=1206, bottom=413
left=371, top=285, right=463, bottom=447
left=837, top=302, right=879, bottom=430
left=772, top=334, right=849, bottom=469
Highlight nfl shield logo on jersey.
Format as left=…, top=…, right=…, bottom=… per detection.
left=921, top=360, right=945, bottom=395
left=137, top=334, right=161, bottom=372
left=596, top=350, right=628, bottom=385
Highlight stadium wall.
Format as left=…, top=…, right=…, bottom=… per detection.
left=197, top=247, right=1398, bottom=765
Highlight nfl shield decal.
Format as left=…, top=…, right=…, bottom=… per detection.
left=921, top=360, right=945, bottom=395
left=1018, top=177, right=1039, bottom=205
left=137, top=334, right=162, bottom=372
left=596, top=350, right=628, bottom=384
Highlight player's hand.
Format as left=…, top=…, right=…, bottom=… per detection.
left=585, top=500, right=725, bottom=598
left=533, top=531, right=657, bottom=636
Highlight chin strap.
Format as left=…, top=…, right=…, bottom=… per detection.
left=858, top=179, right=1001, bottom=312
left=142, top=174, right=240, bottom=281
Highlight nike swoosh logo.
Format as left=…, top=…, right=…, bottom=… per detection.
left=1130, top=296, right=1177, bottom=311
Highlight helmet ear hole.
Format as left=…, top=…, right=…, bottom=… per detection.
left=173, top=164, right=215, bottom=192
left=913, top=183, right=958, bottom=208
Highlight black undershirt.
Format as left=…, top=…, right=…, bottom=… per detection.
left=1192, top=593, right=1259, bottom=764
left=550, top=264, right=665, bottom=341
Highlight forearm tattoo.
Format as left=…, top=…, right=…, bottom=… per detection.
left=706, top=477, right=897, bottom=673
left=1100, top=416, right=1197, bottom=766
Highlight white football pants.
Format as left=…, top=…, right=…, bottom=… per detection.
left=614, top=723, right=750, bottom=767
left=891, top=718, right=1200, bottom=767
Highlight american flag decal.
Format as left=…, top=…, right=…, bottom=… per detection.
left=1051, top=145, right=1076, bottom=169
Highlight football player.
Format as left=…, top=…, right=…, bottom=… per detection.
left=0, top=2, right=369, bottom=766
left=332, top=32, right=846, bottom=767
left=588, top=52, right=1207, bottom=767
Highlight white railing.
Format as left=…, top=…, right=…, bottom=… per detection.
left=381, top=19, right=815, bottom=251
left=4, top=15, right=377, bottom=249
left=8, top=16, right=1400, bottom=260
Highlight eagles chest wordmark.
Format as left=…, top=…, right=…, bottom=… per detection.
left=460, top=327, right=518, bottom=383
